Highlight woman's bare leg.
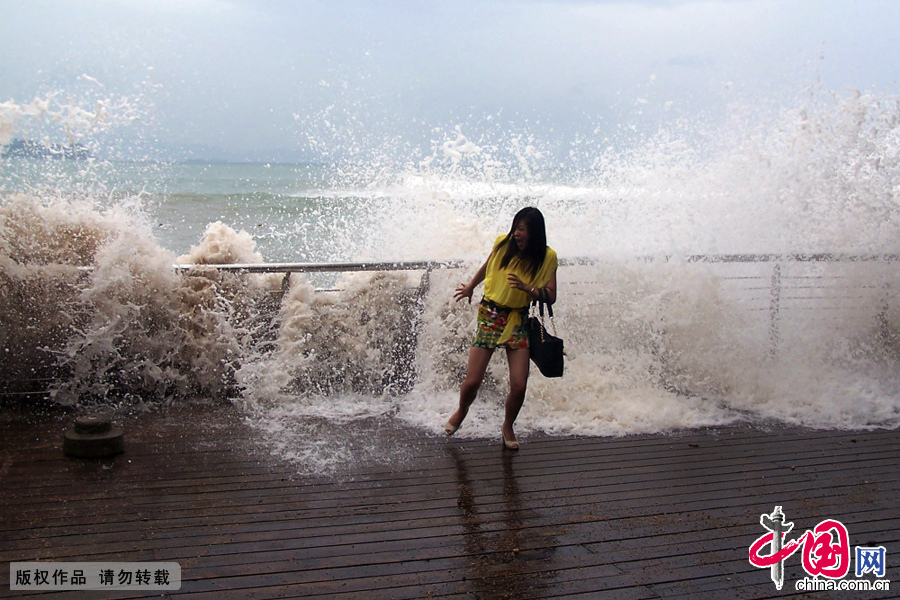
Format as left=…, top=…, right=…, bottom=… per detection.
left=502, top=347, right=530, bottom=446
left=447, top=346, right=494, bottom=431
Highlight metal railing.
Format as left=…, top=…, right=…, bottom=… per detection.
left=4, top=253, right=896, bottom=398
left=174, top=253, right=896, bottom=353
left=171, top=253, right=900, bottom=273
left=173, top=259, right=466, bottom=274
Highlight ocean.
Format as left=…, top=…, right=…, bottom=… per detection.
left=2, top=89, right=899, bottom=474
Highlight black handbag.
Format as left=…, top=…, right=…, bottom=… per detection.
left=527, top=289, right=564, bottom=378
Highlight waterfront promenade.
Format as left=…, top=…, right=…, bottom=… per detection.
left=1, top=402, right=897, bottom=599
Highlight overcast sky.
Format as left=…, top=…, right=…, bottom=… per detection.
left=1, top=0, right=898, bottom=162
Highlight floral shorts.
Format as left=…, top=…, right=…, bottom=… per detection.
left=472, top=299, right=529, bottom=350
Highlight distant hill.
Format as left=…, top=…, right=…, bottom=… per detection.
left=3, top=139, right=92, bottom=160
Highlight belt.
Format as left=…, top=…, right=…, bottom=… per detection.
left=480, top=297, right=516, bottom=311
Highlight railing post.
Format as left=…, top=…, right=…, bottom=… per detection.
left=877, top=280, right=891, bottom=344
left=769, top=262, right=781, bottom=357
left=417, top=268, right=431, bottom=299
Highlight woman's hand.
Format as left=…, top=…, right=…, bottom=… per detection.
left=454, top=282, right=474, bottom=303
left=454, top=258, right=488, bottom=304
left=507, top=273, right=535, bottom=297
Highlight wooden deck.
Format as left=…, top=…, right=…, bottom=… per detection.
left=0, top=402, right=897, bottom=599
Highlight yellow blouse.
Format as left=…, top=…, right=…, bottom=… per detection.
left=483, top=234, right=558, bottom=343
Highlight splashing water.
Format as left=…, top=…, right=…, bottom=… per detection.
left=2, top=87, right=900, bottom=474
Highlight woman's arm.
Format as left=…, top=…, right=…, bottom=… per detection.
left=542, top=269, right=558, bottom=304
left=507, top=267, right=557, bottom=304
left=454, top=258, right=489, bottom=303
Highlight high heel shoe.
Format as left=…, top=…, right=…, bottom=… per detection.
left=502, top=430, right=519, bottom=450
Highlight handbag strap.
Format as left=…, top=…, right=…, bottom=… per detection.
left=530, top=290, right=543, bottom=317
left=533, top=288, right=554, bottom=316
left=542, top=289, right=554, bottom=318
left=534, top=288, right=558, bottom=336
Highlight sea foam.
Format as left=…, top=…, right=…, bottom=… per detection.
left=2, top=88, right=899, bottom=475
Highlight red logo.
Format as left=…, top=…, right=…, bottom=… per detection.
left=749, top=506, right=851, bottom=589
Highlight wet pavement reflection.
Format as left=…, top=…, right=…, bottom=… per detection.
left=450, top=446, right=557, bottom=598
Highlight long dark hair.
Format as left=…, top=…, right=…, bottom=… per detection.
left=498, top=207, right=547, bottom=279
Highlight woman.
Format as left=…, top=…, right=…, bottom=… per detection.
left=446, top=207, right=558, bottom=450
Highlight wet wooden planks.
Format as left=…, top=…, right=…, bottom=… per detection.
left=0, top=403, right=898, bottom=599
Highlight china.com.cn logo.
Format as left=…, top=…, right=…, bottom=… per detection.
left=749, top=506, right=890, bottom=592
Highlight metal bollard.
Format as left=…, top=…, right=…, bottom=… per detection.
left=63, top=415, right=125, bottom=459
